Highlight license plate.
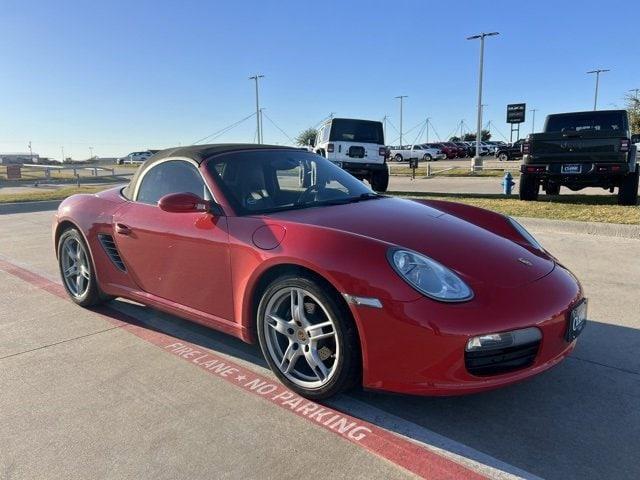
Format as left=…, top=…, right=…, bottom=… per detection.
left=562, top=164, right=582, bottom=174
left=566, top=299, right=587, bottom=342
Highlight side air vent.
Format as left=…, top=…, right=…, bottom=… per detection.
left=98, top=234, right=126, bottom=272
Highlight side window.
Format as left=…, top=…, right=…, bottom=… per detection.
left=136, top=160, right=207, bottom=205
left=322, top=124, right=331, bottom=143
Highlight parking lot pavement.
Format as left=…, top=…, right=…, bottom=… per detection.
left=388, top=175, right=608, bottom=196
left=1, top=210, right=639, bottom=480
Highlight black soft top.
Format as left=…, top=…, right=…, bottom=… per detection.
left=123, top=143, right=300, bottom=198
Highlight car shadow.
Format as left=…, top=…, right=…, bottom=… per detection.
left=96, top=299, right=639, bottom=480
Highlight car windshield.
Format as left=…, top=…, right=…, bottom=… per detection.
left=328, top=119, right=384, bottom=144
left=207, top=149, right=379, bottom=215
left=545, top=112, right=626, bottom=132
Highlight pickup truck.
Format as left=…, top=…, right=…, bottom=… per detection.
left=388, top=144, right=445, bottom=162
left=495, top=139, right=525, bottom=161
left=520, top=110, right=638, bottom=205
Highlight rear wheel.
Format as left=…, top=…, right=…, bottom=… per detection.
left=257, top=274, right=360, bottom=400
left=57, top=228, right=111, bottom=307
left=394, top=154, right=403, bottom=162
left=371, top=168, right=389, bottom=192
left=423, top=154, right=432, bottom=162
left=498, top=153, right=509, bottom=161
left=519, top=173, right=539, bottom=201
left=546, top=183, right=560, bottom=195
left=618, top=170, right=639, bottom=206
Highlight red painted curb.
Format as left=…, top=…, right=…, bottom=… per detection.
left=0, top=258, right=487, bottom=480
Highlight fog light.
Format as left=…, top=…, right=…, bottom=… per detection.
left=466, top=327, right=542, bottom=352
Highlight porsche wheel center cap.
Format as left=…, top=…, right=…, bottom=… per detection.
left=296, top=329, right=308, bottom=342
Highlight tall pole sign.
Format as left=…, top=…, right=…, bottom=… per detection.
left=506, top=103, right=526, bottom=143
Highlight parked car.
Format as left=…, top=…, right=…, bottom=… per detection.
left=463, top=141, right=490, bottom=156
left=427, top=143, right=457, bottom=159
left=315, top=118, right=388, bottom=192
left=520, top=109, right=638, bottom=205
left=53, top=143, right=586, bottom=399
left=388, top=144, right=444, bottom=162
left=485, top=141, right=506, bottom=155
left=495, top=139, right=526, bottom=161
left=116, top=151, right=153, bottom=165
left=453, top=142, right=472, bottom=157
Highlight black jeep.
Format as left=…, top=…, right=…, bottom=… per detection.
left=519, top=110, right=638, bottom=205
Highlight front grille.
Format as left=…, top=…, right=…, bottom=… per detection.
left=465, top=341, right=540, bottom=376
left=98, top=234, right=126, bottom=272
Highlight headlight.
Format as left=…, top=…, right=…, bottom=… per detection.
left=388, top=249, right=473, bottom=302
left=508, top=217, right=544, bottom=251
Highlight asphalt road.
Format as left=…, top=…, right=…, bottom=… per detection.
left=0, top=209, right=638, bottom=479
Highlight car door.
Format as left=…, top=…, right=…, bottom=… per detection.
left=113, top=158, right=234, bottom=322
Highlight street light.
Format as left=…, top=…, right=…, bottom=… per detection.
left=395, top=95, right=407, bottom=148
left=467, top=31, right=499, bottom=170
left=249, top=74, right=264, bottom=143
left=587, top=69, right=610, bottom=110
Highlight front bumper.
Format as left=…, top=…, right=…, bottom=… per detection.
left=350, top=263, right=582, bottom=396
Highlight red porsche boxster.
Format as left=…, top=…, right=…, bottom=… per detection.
left=53, top=144, right=587, bottom=399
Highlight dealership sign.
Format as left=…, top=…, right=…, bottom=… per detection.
left=506, top=103, right=526, bottom=124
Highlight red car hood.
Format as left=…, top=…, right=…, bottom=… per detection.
left=268, top=197, right=554, bottom=288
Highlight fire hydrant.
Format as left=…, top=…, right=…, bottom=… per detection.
left=502, top=171, right=515, bottom=195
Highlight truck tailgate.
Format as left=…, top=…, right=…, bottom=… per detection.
left=529, top=130, right=627, bottom=163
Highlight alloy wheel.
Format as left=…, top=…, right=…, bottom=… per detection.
left=60, top=236, right=91, bottom=298
left=263, top=287, right=339, bottom=389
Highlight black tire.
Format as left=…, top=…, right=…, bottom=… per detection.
left=371, top=168, right=389, bottom=192
left=57, top=228, right=112, bottom=307
left=546, top=183, right=561, bottom=196
left=423, top=154, right=432, bottom=162
left=618, top=170, right=639, bottom=206
left=256, top=274, right=361, bottom=400
left=498, top=152, right=509, bottom=162
left=519, top=173, right=540, bottom=201
left=394, top=154, right=403, bottom=162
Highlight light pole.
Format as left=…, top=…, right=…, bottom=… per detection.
left=28, top=141, right=33, bottom=163
left=587, top=69, right=610, bottom=110
left=530, top=109, right=538, bottom=134
left=467, top=31, right=499, bottom=170
left=61, top=146, right=65, bottom=163
left=89, top=147, right=94, bottom=160
left=395, top=95, right=407, bottom=147
left=249, top=74, right=264, bottom=144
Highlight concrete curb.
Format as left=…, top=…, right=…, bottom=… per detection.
left=517, top=216, right=640, bottom=240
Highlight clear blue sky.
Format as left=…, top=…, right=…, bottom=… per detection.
left=1, top=0, right=638, bottom=159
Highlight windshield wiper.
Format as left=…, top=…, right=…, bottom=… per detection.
left=317, top=192, right=383, bottom=206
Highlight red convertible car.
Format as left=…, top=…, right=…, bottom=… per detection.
left=53, top=144, right=587, bottom=399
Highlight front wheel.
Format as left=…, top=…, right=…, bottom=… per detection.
left=423, top=154, right=432, bottom=162
left=57, top=228, right=111, bottom=307
left=618, top=170, right=639, bottom=206
left=257, top=275, right=360, bottom=400
left=498, top=153, right=508, bottom=161
left=519, top=173, right=540, bottom=201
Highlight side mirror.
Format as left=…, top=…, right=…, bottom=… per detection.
left=159, top=192, right=214, bottom=214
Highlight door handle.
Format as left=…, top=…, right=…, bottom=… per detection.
left=115, top=223, right=132, bottom=235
